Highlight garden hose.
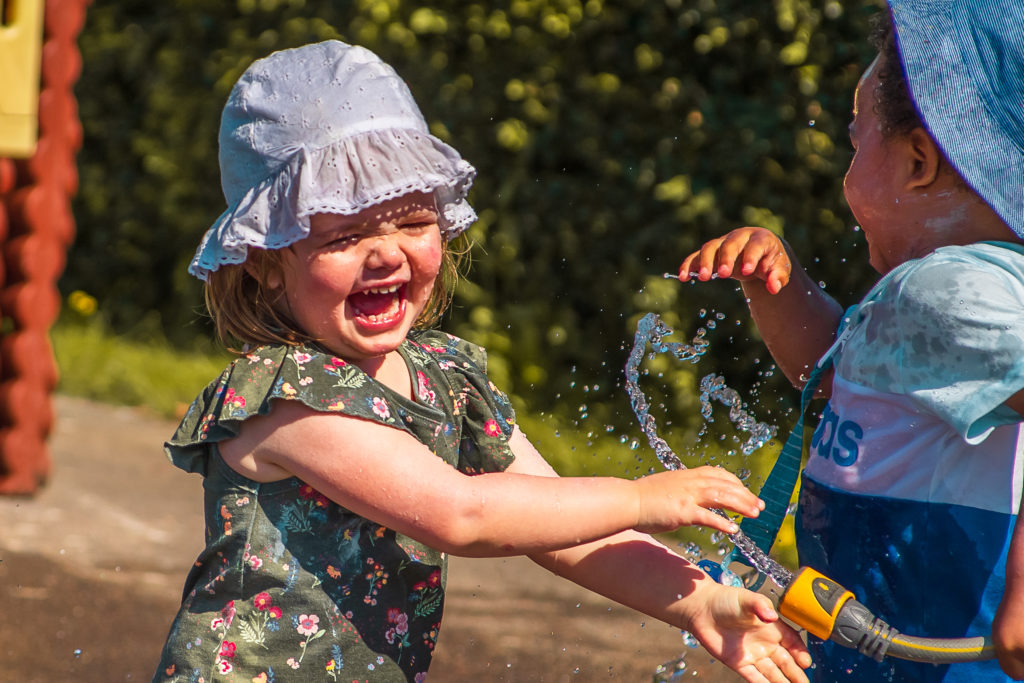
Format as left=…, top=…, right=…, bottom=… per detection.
left=778, top=567, right=995, bottom=664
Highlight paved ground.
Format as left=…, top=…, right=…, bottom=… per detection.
left=0, top=395, right=743, bottom=682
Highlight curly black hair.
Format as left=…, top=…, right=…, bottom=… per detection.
left=868, top=11, right=924, bottom=138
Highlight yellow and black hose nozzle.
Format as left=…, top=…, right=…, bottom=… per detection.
left=778, top=567, right=994, bottom=664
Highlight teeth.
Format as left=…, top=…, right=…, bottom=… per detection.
left=365, top=285, right=400, bottom=295
left=363, top=297, right=401, bottom=322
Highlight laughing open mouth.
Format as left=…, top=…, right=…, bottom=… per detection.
left=348, top=283, right=407, bottom=327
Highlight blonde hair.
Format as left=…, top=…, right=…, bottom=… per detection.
left=205, top=235, right=468, bottom=353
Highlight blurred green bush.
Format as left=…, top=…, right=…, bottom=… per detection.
left=64, top=0, right=878, bottom=471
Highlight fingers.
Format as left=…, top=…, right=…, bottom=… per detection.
left=738, top=648, right=811, bottom=683
left=678, top=228, right=791, bottom=293
left=635, top=466, right=764, bottom=532
left=685, top=466, right=763, bottom=518
left=748, top=593, right=780, bottom=623
left=746, top=595, right=812, bottom=672
left=769, top=646, right=811, bottom=683
left=688, top=507, right=741, bottom=535
left=778, top=625, right=812, bottom=670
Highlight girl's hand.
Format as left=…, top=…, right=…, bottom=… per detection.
left=679, top=228, right=792, bottom=294
left=633, top=466, right=764, bottom=535
left=687, top=583, right=812, bottom=683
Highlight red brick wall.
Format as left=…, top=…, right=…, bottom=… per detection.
left=0, top=0, right=89, bottom=494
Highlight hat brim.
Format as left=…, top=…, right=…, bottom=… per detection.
left=890, top=0, right=1024, bottom=239
left=189, top=129, right=476, bottom=281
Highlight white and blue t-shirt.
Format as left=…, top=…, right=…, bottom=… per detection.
left=796, top=241, right=1024, bottom=682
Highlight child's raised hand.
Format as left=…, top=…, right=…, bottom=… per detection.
left=633, top=465, right=764, bottom=535
left=686, top=582, right=812, bottom=683
left=679, top=228, right=792, bottom=294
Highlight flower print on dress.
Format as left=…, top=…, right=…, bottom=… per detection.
left=482, top=419, right=502, bottom=437
left=370, top=396, right=391, bottom=420
left=197, top=413, right=216, bottom=441
left=325, top=656, right=340, bottom=681
left=222, top=388, right=247, bottom=418
left=158, top=332, right=512, bottom=681
left=385, top=607, right=412, bottom=657
left=292, top=613, right=325, bottom=663
left=422, top=620, right=441, bottom=652
left=298, top=484, right=330, bottom=508
left=362, top=557, right=390, bottom=606
left=416, top=371, right=437, bottom=405
left=281, top=485, right=330, bottom=534
left=235, top=591, right=283, bottom=648
left=322, top=353, right=367, bottom=390
left=410, top=569, right=443, bottom=619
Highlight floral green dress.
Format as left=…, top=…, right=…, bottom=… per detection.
left=153, top=330, right=516, bottom=683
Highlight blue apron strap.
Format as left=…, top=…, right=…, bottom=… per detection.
left=731, top=356, right=830, bottom=568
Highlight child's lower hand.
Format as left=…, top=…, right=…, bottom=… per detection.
left=994, top=596, right=1024, bottom=678
left=678, top=227, right=792, bottom=295
left=633, top=465, right=764, bottom=535
left=686, top=582, right=812, bottom=683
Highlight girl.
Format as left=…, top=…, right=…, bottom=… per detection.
left=154, top=40, right=810, bottom=683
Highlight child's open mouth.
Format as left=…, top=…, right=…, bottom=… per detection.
left=348, top=283, right=407, bottom=329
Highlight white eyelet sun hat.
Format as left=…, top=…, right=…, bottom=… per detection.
left=888, top=0, right=1024, bottom=239
left=189, top=40, right=477, bottom=281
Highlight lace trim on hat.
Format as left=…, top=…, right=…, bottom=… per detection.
left=190, top=128, right=476, bottom=280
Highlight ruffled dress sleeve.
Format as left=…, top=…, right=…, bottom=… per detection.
left=407, top=330, right=517, bottom=474
left=168, top=336, right=517, bottom=477
left=166, top=343, right=451, bottom=475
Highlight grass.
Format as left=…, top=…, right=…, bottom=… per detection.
left=51, top=318, right=231, bottom=419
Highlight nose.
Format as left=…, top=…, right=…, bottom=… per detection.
left=365, top=231, right=405, bottom=270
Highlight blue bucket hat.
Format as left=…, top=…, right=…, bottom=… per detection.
left=189, top=40, right=477, bottom=281
left=887, top=0, right=1024, bottom=239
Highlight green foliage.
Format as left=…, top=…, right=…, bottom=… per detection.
left=51, top=317, right=230, bottom=418
left=65, top=0, right=882, bottom=441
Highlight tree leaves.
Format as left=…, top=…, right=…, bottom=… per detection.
left=66, top=0, right=879, bottom=431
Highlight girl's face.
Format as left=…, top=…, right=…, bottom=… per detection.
left=843, top=56, right=914, bottom=274
left=273, top=192, right=443, bottom=365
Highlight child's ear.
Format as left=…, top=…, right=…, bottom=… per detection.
left=245, top=260, right=283, bottom=291
left=904, top=126, right=943, bottom=190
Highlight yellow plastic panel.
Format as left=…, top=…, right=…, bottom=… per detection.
left=0, top=0, right=45, bottom=158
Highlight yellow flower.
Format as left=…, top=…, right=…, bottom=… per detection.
left=67, top=290, right=98, bottom=316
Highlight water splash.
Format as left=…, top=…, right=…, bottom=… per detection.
left=698, top=374, right=777, bottom=455
left=624, top=313, right=794, bottom=588
left=652, top=653, right=688, bottom=681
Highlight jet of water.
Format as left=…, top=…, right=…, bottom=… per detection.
left=624, top=313, right=794, bottom=588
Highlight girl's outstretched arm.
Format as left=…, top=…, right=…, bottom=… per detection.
left=220, top=400, right=763, bottom=557
left=507, top=430, right=812, bottom=683
left=680, top=227, right=843, bottom=392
